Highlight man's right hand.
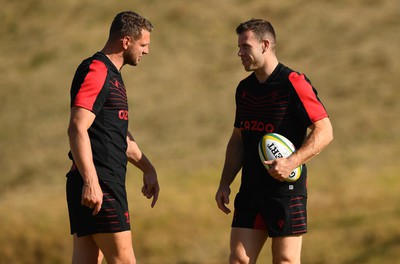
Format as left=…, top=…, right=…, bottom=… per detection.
left=81, top=179, right=103, bottom=215
left=215, top=185, right=231, bottom=214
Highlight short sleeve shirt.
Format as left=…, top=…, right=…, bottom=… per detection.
left=69, top=52, right=129, bottom=185
left=234, top=63, right=328, bottom=196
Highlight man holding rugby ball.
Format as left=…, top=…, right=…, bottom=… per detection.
left=215, top=19, right=333, bottom=264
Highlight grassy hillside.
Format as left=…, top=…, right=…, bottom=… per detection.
left=1, top=0, right=399, bottom=263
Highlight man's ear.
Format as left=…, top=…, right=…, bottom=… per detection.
left=262, top=39, right=270, bottom=52
left=122, top=36, right=131, bottom=50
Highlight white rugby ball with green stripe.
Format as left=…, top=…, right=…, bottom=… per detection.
left=258, top=133, right=302, bottom=182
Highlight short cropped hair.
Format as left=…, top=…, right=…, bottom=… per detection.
left=236, top=18, right=276, bottom=43
left=109, top=11, right=153, bottom=41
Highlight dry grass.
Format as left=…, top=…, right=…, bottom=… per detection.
left=1, top=0, right=399, bottom=263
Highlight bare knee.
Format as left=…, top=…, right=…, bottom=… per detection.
left=229, top=228, right=267, bottom=264
left=272, top=235, right=302, bottom=264
left=106, top=255, right=136, bottom=264
left=93, top=231, right=136, bottom=264
left=229, top=247, right=262, bottom=264
left=99, top=245, right=136, bottom=264
left=229, top=251, right=250, bottom=264
left=272, top=254, right=298, bottom=264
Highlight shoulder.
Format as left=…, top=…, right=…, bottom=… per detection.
left=80, top=56, right=108, bottom=87
left=71, top=54, right=110, bottom=98
left=75, top=54, right=108, bottom=77
left=89, top=53, right=109, bottom=73
left=275, top=63, right=298, bottom=80
left=275, top=64, right=315, bottom=95
left=287, top=70, right=319, bottom=99
left=277, top=63, right=313, bottom=86
left=288, top=71, right=312, bottom=86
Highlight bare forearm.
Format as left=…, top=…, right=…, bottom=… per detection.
left=289, top=117, right=333, bottom=167
left=126, top=131, right=159, bottom=207
left=126, top=131, right=156, bottom=173
left=67, top=107, right=98, bottom=184
left=68, top=128, right=97, bottom=183
left=220, top=156, right=242, bottom=187
left=215, top=129, right=242, bottom=214
left=219, top=129, right=243, bottom=187
left=129, top=152, right=156, bottom=173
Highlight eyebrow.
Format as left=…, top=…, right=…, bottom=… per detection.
left=238, top=43, right=252, bottom=47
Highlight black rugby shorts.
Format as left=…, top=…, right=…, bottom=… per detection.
left=232, top=193, right=307, bottom=237
left=66, top=172, right=131, bottom=237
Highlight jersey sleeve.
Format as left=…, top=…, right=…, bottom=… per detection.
left=289, top=72, right=328, bottom=125
left=72, top=59, right=108, bottom=114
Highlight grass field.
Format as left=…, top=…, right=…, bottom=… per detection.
left=1, top=0, right=400, bottom=263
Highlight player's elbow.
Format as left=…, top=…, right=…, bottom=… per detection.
left=67, top=124, right=77, bottom=139
left=320, top=126, right=333, bottom=151
left=67, top=123, right=86, bottom=141
left=316, top=117, right=333, bottom=147
left=327, top=129, right=333, bottom=145
left=126, top=148, right=138, bottom=163
left=325, top=120, right=334, bottom=145
left=126, top=142, right=142, bottom=164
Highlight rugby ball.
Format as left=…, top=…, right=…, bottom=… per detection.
left=258, top=133, right=302, bottom=182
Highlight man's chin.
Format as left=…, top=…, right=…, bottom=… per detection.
left=126, top=61, right=138, bottom=67
left=241, top=62, right=252, bottom=72
left=123, top=57, right=139, bottom=66
left=243, top=66, right=253, bottom=72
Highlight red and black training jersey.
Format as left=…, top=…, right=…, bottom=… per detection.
left=234, top=63, right=328, bottom=196
left=68, top=52, right=129, bottom=185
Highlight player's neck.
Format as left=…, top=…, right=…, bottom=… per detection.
left=101, top=44, right=124, bottom=71
left=255, top=57, right=278, bottom=83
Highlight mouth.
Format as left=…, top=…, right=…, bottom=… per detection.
left=240, top=56, right=249, bottom=63
left=241, top=58, right=249, bottom=65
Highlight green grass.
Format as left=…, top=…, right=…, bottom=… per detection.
left=1, top=0, right=399, bottom=263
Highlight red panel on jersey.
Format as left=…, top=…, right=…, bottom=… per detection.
left=73, top=60, right=107, bottom=111
left=289, top=72, right=328, bottom=123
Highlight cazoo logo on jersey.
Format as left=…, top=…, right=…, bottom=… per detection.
left=118, top=110, right=129, bottom=120
left=240, top=120, right=275, bottom=132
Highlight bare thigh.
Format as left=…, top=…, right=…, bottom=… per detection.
left=92, top=231, right=136, bottom=264
left=230, top=227, right=268, bottom=264
left=72, top=234, right=104, bottom=264
left=271, top=235, right=302, bottom=264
